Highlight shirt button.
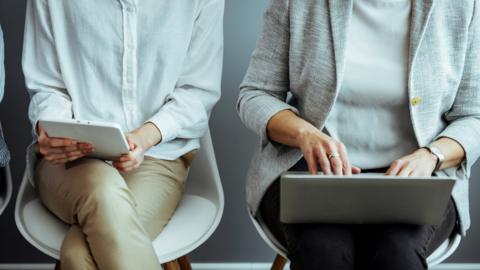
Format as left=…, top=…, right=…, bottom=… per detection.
left=411, top=96, right=421, bottom=106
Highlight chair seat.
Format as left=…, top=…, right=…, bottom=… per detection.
left=21, top=195, right=217, bottom=260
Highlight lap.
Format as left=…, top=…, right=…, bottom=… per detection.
left=35, top=152, right=196, bottom=237
left=35, top=158, right=125, bottom=224
left=359, top=198, right=457, bottom=257
left=259, top=180, right=457, bottom=260
left=120, top=154, right=194, bottom=238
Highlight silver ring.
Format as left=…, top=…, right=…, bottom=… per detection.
left=328, top=151, right=340, bottom=160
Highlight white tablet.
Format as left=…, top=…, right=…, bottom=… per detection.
left=39, top=119, right=130, bottom=160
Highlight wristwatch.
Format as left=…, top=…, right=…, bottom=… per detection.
left=423, top=145, right=445, bottom=171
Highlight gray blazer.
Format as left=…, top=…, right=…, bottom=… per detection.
left=238, top=0, right=480, bottom=236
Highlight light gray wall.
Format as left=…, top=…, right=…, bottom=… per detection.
left=0, top=0, right=479, bottom=263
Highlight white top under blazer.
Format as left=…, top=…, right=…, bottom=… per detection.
left=325, top=0, right=418, bottom=169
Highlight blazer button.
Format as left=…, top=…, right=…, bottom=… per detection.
left=411, top=96, right=421, bottom=106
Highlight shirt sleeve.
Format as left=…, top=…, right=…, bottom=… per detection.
left=22, top=0, right=73, bottom=136
left=435, top=1, right=480, bottom=175
left=146, top=0, right=224, bottom=144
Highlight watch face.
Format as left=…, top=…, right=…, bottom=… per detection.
left=431, top=147, right=443, bottom=158
left=428, top=146, right=445, bottom=170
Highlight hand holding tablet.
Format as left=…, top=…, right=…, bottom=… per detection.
left=37, top=125, right=94, bottom=164
left=39, top=119, right=130, bottom=162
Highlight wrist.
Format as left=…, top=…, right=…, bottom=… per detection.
left=294, top=126, right=316, bottom=147
left=421, top=146, right=445, bottom=171
left=133, top=123, right=162, bottom=150
left=418, top=148, right=438, bottom=163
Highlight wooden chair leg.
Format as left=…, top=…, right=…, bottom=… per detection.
left=178, top=255, right=192, bottom=270
left=162, top=260, right=181, bottom=270
left=271, top=254, right=287, bottom=270
left=54, top=261, right=61, bottom=270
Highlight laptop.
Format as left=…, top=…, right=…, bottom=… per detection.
left=280, top=172, right=455, bottom=225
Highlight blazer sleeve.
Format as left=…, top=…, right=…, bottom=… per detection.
left=237, top=0, right=299, bottom=148
left=435, top=1, right=480, bottom=173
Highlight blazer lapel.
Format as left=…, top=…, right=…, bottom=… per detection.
left=328, top=0, right=353, bottom=93
left=408, top=0, right=435, bottom=88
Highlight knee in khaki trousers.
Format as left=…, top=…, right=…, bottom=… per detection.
left=35, top=152, right=196, bottom=270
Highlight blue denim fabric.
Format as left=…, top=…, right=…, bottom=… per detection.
left=0, top=26, right=11, bottom=167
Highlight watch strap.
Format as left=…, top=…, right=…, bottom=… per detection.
left=423, top=145, right=445, bottom=171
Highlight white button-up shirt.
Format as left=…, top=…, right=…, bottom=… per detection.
left=23, top=0, right=224, bottom=160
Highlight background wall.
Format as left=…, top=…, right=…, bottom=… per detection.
left=0, top=0, right=479, bottom=264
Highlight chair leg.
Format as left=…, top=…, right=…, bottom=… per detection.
left=163, top=260, right=181, bottom=270
left=54, top=261, right=61, bottom=270
left=272, top=254, right=287, bottom=270
left=178, top=255, right=192, bottom=270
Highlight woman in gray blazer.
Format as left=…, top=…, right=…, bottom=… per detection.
left=238, top=0, right=480, bottom=269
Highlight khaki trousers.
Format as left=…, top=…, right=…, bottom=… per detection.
left=35, top=152, right=195, bottom=270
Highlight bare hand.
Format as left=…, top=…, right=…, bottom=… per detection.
left=385, top=148, right=437, bottom=177
left=112, top=123, right=161, bottom=172
left=37, top=124, right=94, bottom=164
left=296, top=129, right=361, bottom=176
left=112, top=133, right=146, bottom=172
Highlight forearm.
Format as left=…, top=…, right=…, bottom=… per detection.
left=430, top=137, right=466, bottom=170
left=266, top=110, right=318, bottom=148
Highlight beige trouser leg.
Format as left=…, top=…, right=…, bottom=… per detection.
left=35, top=153, right=194, bottom=270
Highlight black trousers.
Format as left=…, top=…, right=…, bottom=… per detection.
left=260, top=165, right=458, bottom=270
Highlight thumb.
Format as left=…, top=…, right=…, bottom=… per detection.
left=352, top=166, right=362, bottom=174
left=128, top=140, right=136, bottom=151
left=125, top=135, right=136, bottom=151
left=37, top=125, right=48, bottom=142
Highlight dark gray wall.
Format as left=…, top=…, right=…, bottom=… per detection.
left=0, top=0, right=479, bottom=263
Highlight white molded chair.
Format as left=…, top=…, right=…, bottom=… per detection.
left=249, top=212, right=462, bottom=269
left=0, top=164, right=12, bottom=216
left=15, top=131, right=224, bottom=270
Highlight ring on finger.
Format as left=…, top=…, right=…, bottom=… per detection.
left=327, top=151, right=340, bottom=160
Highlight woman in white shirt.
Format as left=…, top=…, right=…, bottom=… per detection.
left=23, top=1, right=223, bottom=269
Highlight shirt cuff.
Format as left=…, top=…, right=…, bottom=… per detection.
left=146, top=110, right=182, bottom=144
left=30, top=110, right=73, bottom=137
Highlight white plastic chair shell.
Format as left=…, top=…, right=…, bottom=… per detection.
left=249, top=211, right=462, bottom=268
left=0, top=164, right=12, bottom=216
left=15, top=131, right=224, bottom=264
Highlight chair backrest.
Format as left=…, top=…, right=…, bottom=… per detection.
left=185, top=130, right=223, bottom=206
left=249, top=211, right=462, bottom=267
left=0, top=164, right=12, bottom=216
left=174, top=130, right=225, bottom=255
